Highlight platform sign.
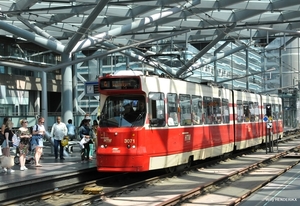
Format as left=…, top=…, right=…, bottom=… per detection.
left=85, top=81, right=99, bottom=96
left=267, top=122, right=272, bottom=128
left=263, top=116, right=268, bottom=122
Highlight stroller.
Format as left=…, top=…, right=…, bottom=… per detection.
left=14, top=138, right=35, bottom=165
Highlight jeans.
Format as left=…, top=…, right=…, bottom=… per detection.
left=53, top=139, right=64, bottom=159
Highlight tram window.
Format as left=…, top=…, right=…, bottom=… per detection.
left=249, top=102, right=256, bottom=122
left=273, top=104, right=279, bottom=120
left=251, top=102, right=259, bottom=122
left=243, top=101, right=250, bottom=122
left=149, top=92, right=165, bottom=127
left=203, top=96, right=212, bottom=124
left=279, top=104, right=282, bottom=119
left=213, top=98, right=221, bottom=124
left=192, top=95, right=202, bottom=125
left=237, top=100, right=243, bottom=123
left=179, top=94, right=191, bottom=125
left=167, top=93, right=178, bottom=126
left=265, top=104, right=272, bottom=117
left=222, top=98, right=229, bottom=123
left=99, top=95, right=145, bottom=128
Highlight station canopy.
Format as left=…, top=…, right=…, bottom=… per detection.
left=0, top=0, right=300, bottom=77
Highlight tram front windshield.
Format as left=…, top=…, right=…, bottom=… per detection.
left=99, top=95, right=146, bottom=127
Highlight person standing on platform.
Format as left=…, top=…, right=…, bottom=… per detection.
left=50, top=116, right=67, bottom=160
left=79, top=117, right=92, bottom=161
left=1, top=120, right=15, bottom=173
left=66, top=119, right=76, bottom=141
left=1, top=117, right=10, bottom=136
left=90, top=120, right=98, bottom=158
left=79, top=113, right=91, bottom=127
left=31, top=117, right=45, bottom=167
left=16, top=119, right=31, bottom=171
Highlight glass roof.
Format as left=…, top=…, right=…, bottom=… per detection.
left=0, top=0, right=300, bottom=77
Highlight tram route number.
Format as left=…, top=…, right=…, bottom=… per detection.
left=185, top=134, right=191, bottom=141
left=124, top=139, right=135, bottom=144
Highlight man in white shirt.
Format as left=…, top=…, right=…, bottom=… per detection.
left=50, top=116, right=67, bottom=160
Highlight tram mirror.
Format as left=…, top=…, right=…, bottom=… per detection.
left=150, top=118, right=158, bottom=126
left=266, top=104, right=272, bottom=117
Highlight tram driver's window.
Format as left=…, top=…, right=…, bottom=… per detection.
left=149, top=92, right=165, bottom=127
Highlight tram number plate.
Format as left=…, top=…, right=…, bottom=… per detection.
left=124, top=139, right=135, bottom=144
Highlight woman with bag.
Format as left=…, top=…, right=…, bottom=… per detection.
left=16, top=119, right=31, bottom=171
left=1, top=120, right=15, bottom=173
left=31, top=117, right=45, bottom=167
left=79, top=117, right=92, bottom=161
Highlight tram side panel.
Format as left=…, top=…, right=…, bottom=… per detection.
left=206, top=87, right=235, bottom=157
left=147, top=80, right=235, bottom=170
left=233, top=91, right=264, bottom=150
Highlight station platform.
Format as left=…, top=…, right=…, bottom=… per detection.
left=0, top=141, right=97, bottom=186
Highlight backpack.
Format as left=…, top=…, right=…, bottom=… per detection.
left=30, top=124, right=39, bottom=135
left=28, top=124, right=38, bottom=151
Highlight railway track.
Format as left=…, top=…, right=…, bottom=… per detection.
left=159, top=145, right=300, bottom=206
left=2, top=134, right=300, bottom=206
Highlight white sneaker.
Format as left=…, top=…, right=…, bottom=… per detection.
left=20, top=167, right=25, bottom=171
left=24, top=166, right=28, bottom=170
left=7, top=169, right=15, bottom=173
left=1, top=168, right=7, bottom=173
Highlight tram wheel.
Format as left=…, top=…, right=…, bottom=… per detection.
left=165, top=166, right=177, bottom=173
left=186, top=156, right=193, bottom=168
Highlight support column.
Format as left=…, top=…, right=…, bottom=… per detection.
left=61, top=53, right=73, bottom=123
left=41, top=71, right=48, bottom=129
left=245, top=48, right=249, bottom=90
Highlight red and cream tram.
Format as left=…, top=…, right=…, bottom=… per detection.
left=96, top=71, right=283, bottom=172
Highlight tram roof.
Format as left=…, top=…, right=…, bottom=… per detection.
left=0, top=0, right=300, bottom=77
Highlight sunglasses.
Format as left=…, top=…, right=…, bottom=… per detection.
left=40, top=122, right=44, bottom=123
left=23, top=121, right=28, bottom=123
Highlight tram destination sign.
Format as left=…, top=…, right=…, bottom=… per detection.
left=99, top=77, right=140, bottom=90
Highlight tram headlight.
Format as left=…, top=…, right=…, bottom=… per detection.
left=100, top=145, right=108, bottom=148
left=127, top=144, right=131, bottom=148
left=132, top=145, right=136, bottom=149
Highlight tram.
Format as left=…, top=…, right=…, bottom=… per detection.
left=96, top=70, right=283, bottom=172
